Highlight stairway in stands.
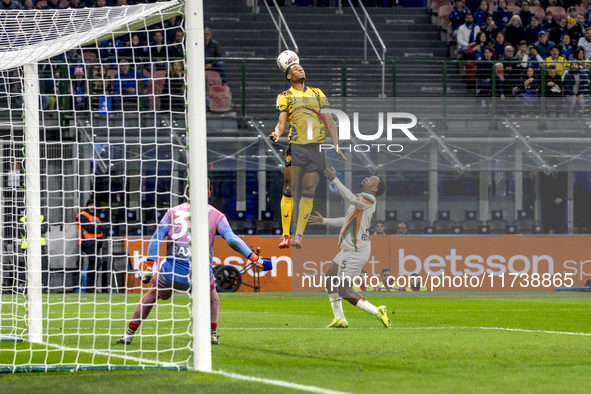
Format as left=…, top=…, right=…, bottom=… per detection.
left=204, top=0, right=460, bottom=119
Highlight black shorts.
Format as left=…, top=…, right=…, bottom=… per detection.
left=286, top=143, right=326, bottom=174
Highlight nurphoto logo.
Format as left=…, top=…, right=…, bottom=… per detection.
left=306, top=109, right=418, bottom=153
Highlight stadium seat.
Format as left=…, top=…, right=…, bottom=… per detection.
left=515, top=219, right=534, bottom=233
left=434, top=220, right=456, bottom=234
left=507, top=6, right=520, bottom=15
left=576, top=6, right=587, bottom=17
left=488, top=219, right=508, bottom=234
left=209, top=85, right=232, bottom=113
left=546, top=7, right=566, bottom=22
left=530, top=6, right=545, bottom=22
left=407, top=219, right=429, bottom=234
left=206, top=70, right=222, bottom=87
left=82, top=50, right=97, bottom=64
left=459, top=219, right=485, bottom=234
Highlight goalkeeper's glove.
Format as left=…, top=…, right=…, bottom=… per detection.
left=248, top=253, right=272, bottom=271
left=142, top=260, right=155, bottom=284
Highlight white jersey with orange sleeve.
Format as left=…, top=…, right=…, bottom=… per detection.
left=322, top=178, right=376, bottom=253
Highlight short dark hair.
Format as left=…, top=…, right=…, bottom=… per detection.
left=551, top=45, right=561, bottom=51
left=586, top=27, right=591, bottom=32
left=376, top=177, right=386, bottom=197
left=547, top=64, right=557, bottom=69
left=518, top=40, right=527, bottom=46
left=375, top=220, right=385, bottom=226
left=382, top=267, right=392, bottom=274
left=86, top=199, right=94, bottom=207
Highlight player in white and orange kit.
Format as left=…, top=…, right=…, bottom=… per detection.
left=309, top=168, right=390, bottom=329
left=117, top=180, right=272, bottom=345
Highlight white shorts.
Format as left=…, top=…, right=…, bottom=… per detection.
left=333, top=248, right=371, bottom=280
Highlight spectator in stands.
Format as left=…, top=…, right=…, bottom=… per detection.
left=563, top=61, right=589, bottom=116
left=204, top=27, right=227, bottom=85
left=544, top=65, right=563, bottom=116
left=542, top=11, right=558, bottom=33
left=396, top=222, right=408, bottom=235
left=501, top=45, right=521, bottom=93
left=161, top=60, right=185, bottom=112
left=91, top=65, right=110, bottom=111
left=568, top=14, right=587, bottom=45
left=450, top=0, right=470, bottom=38
left=112, top=60, right=148, bottom=111
left=150, top=30, right=168, bottom=71
left=477, top=47, right=495, bottom=105
left=545, top=45, right=568, bottom=75
left=550, top=18, right=568, bottom=46
left=474, top=0, right=490, bottom=28
left=164, top=16, right=183, bottom=42
left=540, top=0, right=564, bottom=9
left=44, top=0, right=60, bottom=8
left=94, top=0, right=106, bottom=7
left=535, top=31, right=555, bottom=58
left=524, top=16, right=542, bottom=45
left=560, top=34, right=574, bottom=59
left=1, top=0, right=22, bottom=9
left=120, top=34, right=148, bottom=64
left=505, top=15, right=525, bottom=48
left=493, top=32, right=507, bottom=58
left=22, top=0, right=33, bottom=9
left=484, top=16, right=500, bottom=44
left=465, top=32, right=489, bottom=88
left=514, top=66, right=540, bottom=115
left=573, top=47, right=586, bottom=61
left=516, top=40, right=529, bottom=59
left=71, top=67, right=89, bottom=111
left=458, top=13, right=481, bottom=54
left=576, top=27, right=591, bottom=59
left=566, top=7, right=578, bottom=29
left=373, top=221, right=386, bottom=235
left=168, top=29, right=184, bottom=60
left=518, top=1, right=533, bottom=28
left=494, top=63, right=509, bottom=114
left=467, top=0, right=481, bottom=15
left=68, top=0, right=85, bottom=8
left=493, top=0, right=513, bottom=30
left=66, top=48, right=83, bottom=66
left=522, top=45, right=544, bottom=69
left=585, top=8, right=591, bottom=27
left=117, top=0, right=129, bottom=5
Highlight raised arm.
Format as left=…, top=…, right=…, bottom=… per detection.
left=217, top=216, right=271, bottom=270
left=324, top=168, right=375, bottom=210
left=309, top=210, right=345, bottom=227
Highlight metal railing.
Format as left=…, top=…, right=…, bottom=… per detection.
left=262, top=0, right=299, bottom=55
left=345, top=0, right=387, bottom=97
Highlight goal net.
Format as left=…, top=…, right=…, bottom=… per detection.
left=0, top=0, right=199, bottom=372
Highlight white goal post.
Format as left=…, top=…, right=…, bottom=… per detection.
left=0, top=0, right=211, bottom=372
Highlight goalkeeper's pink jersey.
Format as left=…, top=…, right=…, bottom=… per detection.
left=160, top=202, right=225, bottom=266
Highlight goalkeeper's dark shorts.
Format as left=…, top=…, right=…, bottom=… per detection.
left=287, top=143, right=326, bottom=174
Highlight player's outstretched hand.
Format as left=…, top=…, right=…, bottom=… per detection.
left=248, top=253, right=272, bottom=271
left=309, top=211, right=324, bottom=225
left=141, top=266, right=154, bottom=284
left=269, top=131, right=280, bottom=143
left=323, top=167, right=337, bottom=181
left=335, top=147, right=347, bottom=161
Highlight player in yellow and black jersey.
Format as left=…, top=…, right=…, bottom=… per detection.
left=269, top=63, right=345, bottom=249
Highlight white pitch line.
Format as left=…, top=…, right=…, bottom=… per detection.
left=210, top=370, right=352, bottom=394
left=222, top=326, right=591, bottom=336
left=40, top=341, right=179, bottom=367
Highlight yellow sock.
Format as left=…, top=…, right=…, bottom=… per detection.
left=295, top=195, right=314, bottom=236
left=280, top=194, right=292, bottom=237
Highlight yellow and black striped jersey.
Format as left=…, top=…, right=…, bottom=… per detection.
left=276, top=86, right=329, bottom=145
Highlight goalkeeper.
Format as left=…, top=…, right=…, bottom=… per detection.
left=117, top=179, right=272, bottom=346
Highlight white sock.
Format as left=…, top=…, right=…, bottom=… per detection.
left=355, top=298, right=378, bottom=317
left=328, top=293, right=345, bottom=320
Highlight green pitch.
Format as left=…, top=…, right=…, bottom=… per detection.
left=1, top=292, right=591, bottom=393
